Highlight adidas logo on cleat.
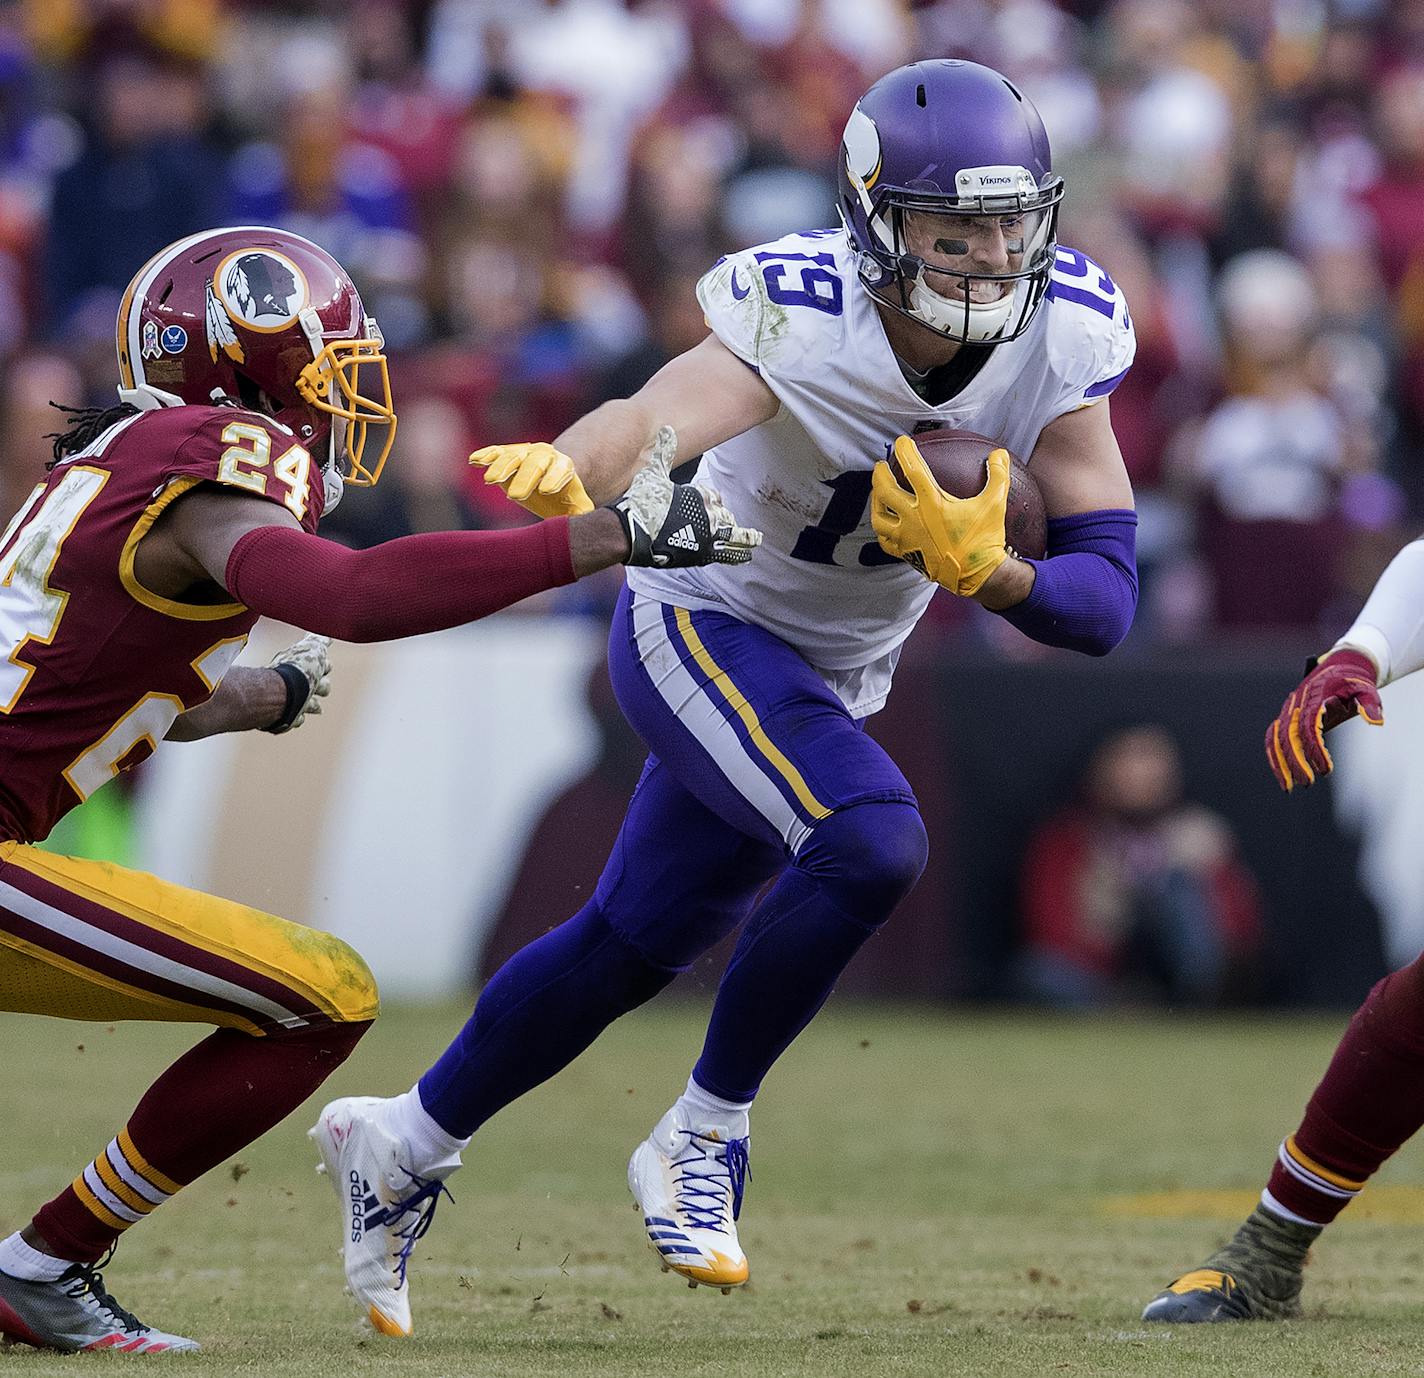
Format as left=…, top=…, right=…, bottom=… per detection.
left=349, top=1171, right=381, bottom=1244
left=666, top=525, right=699, bottom=551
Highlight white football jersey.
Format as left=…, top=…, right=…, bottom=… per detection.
left=627, top=228, right=1134, bottom=716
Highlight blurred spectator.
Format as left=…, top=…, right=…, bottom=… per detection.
left=502, top=0, right=689, bottom=237
left=598, top=268, right=705, bottom=399
left=918, top=0, right=1102, bottom=155
left=44, top=43, right=225, bottom=335
left=1170, top=249, right=1392, bottom=629
left=1104, top=0, right=1235, bottom=239
left=624, top=119, right=733, bottom=281
left=1015, top=724, right=1264, bottom=1008
left=1362, top=66, right=1424, bottom=460
left=720, top=0, right=909, bottom=75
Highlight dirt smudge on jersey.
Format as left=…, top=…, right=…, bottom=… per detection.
left=754, top=477, right=824, bottom=520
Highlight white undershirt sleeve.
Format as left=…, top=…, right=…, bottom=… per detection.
left=1333, top=537, right=1424, bottom=687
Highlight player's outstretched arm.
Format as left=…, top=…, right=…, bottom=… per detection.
left=472, top=335, right=780, bottom=514
left=1265, top=651, right=1383, bottom=791
left=146, top=455, right=758, bottom=644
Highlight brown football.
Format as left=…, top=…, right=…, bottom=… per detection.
left=891, top=429, right=1047, bottom=561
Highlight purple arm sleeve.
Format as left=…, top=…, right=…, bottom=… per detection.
left=998, top=509, right=1138, bottom=656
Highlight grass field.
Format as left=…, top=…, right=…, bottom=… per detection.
left=4, top=1001, right=1424, bottom=1377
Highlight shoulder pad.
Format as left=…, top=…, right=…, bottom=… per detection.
left=170, top=407, right=322, bottom=530
left=1044, top=246, right=1136, bottom=404
left=697, top=230, right=848, bottom=374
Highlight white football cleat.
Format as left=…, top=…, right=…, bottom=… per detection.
left=628, top=1105, right=750, bottom=1291
left=309, top=1096, right=452, bottom=1337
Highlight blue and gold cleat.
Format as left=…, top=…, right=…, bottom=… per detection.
left=1141, top=1268, right=1256, bottom=1323
left=1142, top=1206, right=1318, bottom=1323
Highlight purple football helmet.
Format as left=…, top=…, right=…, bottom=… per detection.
left=838, top=59, right=1064, bottom=344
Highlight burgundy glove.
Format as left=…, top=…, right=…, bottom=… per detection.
left=1265, top=649, right=1384, bottom=791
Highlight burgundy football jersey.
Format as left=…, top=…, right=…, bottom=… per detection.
left=0, top=404, right=325, bottom=842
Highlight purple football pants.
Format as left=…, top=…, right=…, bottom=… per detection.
left=418, top=585, right=928, bottom=1133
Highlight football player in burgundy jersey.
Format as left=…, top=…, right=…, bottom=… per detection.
left=1143, top=544, right=1424, bottom=1322
left=0, top=225, right=758, bottom=1355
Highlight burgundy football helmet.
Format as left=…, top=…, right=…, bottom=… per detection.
left=116, top=226, right=396, bottom=487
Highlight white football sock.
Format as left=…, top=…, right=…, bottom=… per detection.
left=0, top=1231, right=71, bottom=1281
left=380, top=1086, right=470, bottom=1179
left=1260, top=1187, right=1327, bottom=1230
left=675, top=1075, right=752, bottom=1139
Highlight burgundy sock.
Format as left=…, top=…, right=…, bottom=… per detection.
left=33, top=1020, right=369, bottom=1261
left=1266, top=957, right=1424, bottom=1225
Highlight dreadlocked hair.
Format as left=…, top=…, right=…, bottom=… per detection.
left=45, top=401, right=141, bottom=469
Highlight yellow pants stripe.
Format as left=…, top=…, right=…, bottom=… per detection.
left=119, top=1128, right=184, bottom=1196
left=0, top=925, right=265, bottom=1034
left=672, top=607, right=832, bottom=822
left=1, top=845, right=349, bottom=1025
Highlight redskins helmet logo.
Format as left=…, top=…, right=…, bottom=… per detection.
left=214, top=249, right=308, bottom=330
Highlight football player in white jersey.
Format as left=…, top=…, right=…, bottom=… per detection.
left=311, top=58, right=1139, bottom=1335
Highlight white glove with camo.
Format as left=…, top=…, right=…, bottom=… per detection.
left=264, top=633, right=332, bottom=734
left=609, top=426, right=762, bottom=568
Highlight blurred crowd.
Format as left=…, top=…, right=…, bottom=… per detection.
left=1, top=0, right=1423, bottom=639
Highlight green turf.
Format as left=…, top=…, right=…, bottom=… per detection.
left=4, top=1002, right=1424, bottom=1376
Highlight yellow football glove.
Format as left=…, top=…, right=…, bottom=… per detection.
left=871, top=435, right=1011, bottom=596
left=469, top=442, right=594, bottom=518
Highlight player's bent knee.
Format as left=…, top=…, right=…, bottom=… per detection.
left=799, top=801, right=928, bottom=920
left=593, top=900, right=696, bottom=985
left=306, top=931, right=381, bottom=1025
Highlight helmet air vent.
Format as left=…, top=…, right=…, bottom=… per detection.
left=916, top=83, right=926, bottom=107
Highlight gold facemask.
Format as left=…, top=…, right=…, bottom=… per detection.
left=296, top=337, right=397, bottom=487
